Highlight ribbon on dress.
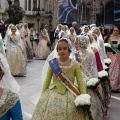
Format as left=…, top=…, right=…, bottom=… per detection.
left=49, top=58, right=80, bottom=96
left=74, top=52, right=79, bottom=61
left=111, top=44, right=120, bottom=55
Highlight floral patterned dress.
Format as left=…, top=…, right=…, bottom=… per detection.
left=32, top=59, right=87, bottom=120
left=107, top=40, right=120, bottom=91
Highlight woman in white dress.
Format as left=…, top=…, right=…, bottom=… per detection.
left=74, top=34, right=103, bottom=119
left=81, top=25, right=90, bottom=35
left=36, top=29, right=51, bottom=59
left=4, top=25, right=26, bottom=76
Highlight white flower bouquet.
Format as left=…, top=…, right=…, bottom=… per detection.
left=74, top=94, right=91, bottom=108
left=86, top=78, right=105, bottom=111
left=98, top=70, right=108, bottom=82
left=87, top=78, right=100, bottom=89
left=74, top=94, right=93, bottom=120
left=104, top=58, right=111, bottom=66
left=104, top=43, right=111, bottom=48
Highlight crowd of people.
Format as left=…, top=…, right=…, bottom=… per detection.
left=0, top=20, right=120, bottom=120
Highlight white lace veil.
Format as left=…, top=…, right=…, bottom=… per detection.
left=81, top=25, right=90, bottom=34
left=87, top=32, right=105, bottom=67
left=75, top=34, right=94, bottom=59
left=4, top=24, right=20, bottom=46
left=41, top=28, right=50, bottom=41
left=0, top=52, right=20, bottom=94
left=67, top=27, right=77, bottom=37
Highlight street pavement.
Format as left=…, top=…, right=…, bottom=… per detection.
left=15, top=59, right=45, bottom=120
left=15, top=59, right=120, bottom=120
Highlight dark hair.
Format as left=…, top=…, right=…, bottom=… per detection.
left=104, top=25, right=120, bottom=43
left=57, top=38, right=71, bottom=53
left=103, top=27, right=109, bottom=36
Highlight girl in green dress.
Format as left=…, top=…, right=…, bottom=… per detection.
left=32, top=38, right=87, bottom=120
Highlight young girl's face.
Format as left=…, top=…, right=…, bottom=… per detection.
left=11, top=26, right=16, bottom=33
left=84, top=27, right=89, bottom=33
left=57, top=41, right=70, bottom=58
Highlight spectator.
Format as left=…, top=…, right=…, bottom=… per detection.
left=72, top=21, right=81, bottom=35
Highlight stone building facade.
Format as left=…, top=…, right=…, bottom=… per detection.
left=0, top=0, right=119, bottom=29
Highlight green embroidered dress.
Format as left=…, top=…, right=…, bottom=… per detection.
left=32, top=59, right=87, bottom=120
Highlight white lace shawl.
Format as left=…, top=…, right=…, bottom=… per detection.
left=0, top=53, right=20, bottom=94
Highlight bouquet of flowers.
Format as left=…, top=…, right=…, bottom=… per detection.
left=98, top=70, right=108, bottom=83
left=98, top=70, right=110, bottom=114
left=104, top=58, right=111, bottom=67
left=74, top=94, right=93, bottom=120
left=87, top=78, right=100, bottom=89
left=87, top=78, right=105, bottom=112
left=74, top=94, right=91, bottom=108
left=103, top=65, right=111, bottom=96
left=104, top=43, right=111, bottom=48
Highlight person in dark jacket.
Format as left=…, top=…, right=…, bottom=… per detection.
left=72, top=21, right=81, bottom=35
left=0, top=20, right=5, bottom=39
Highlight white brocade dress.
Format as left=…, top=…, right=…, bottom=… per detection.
left=36, top=37, right=50, bottom=59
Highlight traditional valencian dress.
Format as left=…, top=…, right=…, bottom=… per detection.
left=36, top=29, right=51, bottom=59
left=32, top=59, right=87, bottom=120
left=107, top=39, right=120, bottom=92
left=5, top=34, right=26, bottom=76
left=75, top=49, right=103, bottom=120
left=0, top=52, right=23, bottom=120
left=0, top=52, right=20, bottom=93
left=0, top=89, right=19, bottom=120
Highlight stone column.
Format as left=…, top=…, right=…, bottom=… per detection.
left=31, top=0, right=33, bottom=11
left=52, top=1, right=58, bottom=29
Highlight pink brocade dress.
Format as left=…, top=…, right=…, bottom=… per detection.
left=107, top=41, right=120, bottom=92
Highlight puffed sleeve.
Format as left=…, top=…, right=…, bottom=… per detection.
left=41, top=65, right=53, bottom=94
left=75, top=65, right=87, bottom=94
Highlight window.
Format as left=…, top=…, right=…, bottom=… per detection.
left=33, top=0, right=37, bottom=10
left=28, top=0, right=31, bottom=11
left=25, top=0, right=27, bottom=10
left=0, top=0, right=1, bottom=8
